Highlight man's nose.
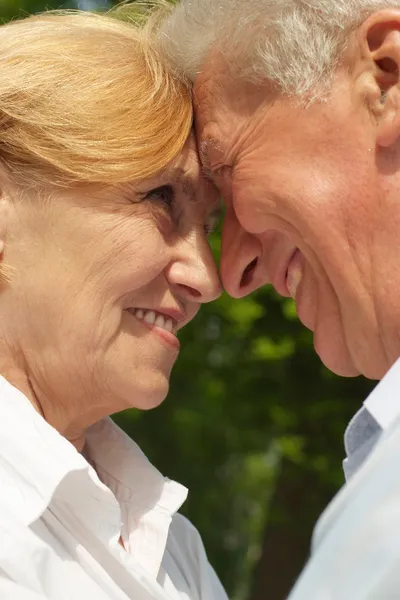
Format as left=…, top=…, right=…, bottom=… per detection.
left=220, top=208, right=263, bottom=298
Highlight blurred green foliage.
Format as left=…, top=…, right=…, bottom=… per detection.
left=0, top=0, right=110, bottom=20
left=0, top=1, right=375, bottom=598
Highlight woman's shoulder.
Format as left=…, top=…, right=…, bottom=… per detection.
left=0, top=503, right=54, bottom=588
left=163, top=513, right=228, bottom=600
left=169, top=512, right=203, bottom=554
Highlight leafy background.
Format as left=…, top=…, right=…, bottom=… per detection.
left=0, top=1, right=374, bottom=598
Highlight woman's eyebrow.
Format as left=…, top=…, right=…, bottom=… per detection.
left=167, top=168, right=197, bottom=199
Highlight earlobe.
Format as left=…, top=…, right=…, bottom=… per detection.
left=376, top=87, right=400, bottom=147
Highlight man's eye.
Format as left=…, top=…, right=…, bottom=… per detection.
left=143, top=185, right=175, bottom=208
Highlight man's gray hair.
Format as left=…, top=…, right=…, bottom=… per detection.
left=160, top=0, right=400, bottom=98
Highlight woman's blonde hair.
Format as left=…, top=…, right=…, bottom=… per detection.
left=0, top=3, right=192, bottom=189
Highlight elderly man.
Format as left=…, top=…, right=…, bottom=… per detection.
left=161, top=0, right=400, bottom=598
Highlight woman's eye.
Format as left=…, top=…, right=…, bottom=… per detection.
left=143, top=185, right=175, bottom=208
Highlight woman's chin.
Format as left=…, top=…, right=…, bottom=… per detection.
left=113, top=373, right=170, bottom=413
left=131, top=389, right=168, bottom=411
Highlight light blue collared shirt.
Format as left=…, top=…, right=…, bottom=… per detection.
left=288, top=358, right=400, bottom=600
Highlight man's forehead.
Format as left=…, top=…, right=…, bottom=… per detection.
left=193, top=51, right=233, bottom=128
left=194, top=71, right=228, bottom=179
left=194, top=50, right=229, bottom=98
left=194, top=61, right=281, bottom=170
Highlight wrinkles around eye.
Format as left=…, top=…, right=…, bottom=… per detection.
left=206, top=166, right=231, bottom=197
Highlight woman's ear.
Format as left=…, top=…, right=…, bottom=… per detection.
left=0, top=188, right=15, bottom=286
left=359, top=11, right=400, bottom=147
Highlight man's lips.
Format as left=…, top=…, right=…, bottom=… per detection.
left=286, top=250, right=317, bottom=331
left=269, top=247, right=299, bottom=297
left=286, top=249, right=303, bottom=299
left=269, top=246, right=316, bottom=331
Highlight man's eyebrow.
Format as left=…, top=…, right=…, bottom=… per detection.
left=199, top=138, right=221, bottom=182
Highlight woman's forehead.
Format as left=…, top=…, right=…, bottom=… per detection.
left=160, top=138, right=203, bottom=190
left=169, top=133, right=201, bottom=173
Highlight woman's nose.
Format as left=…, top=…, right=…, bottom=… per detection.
left=166, top=232, right=222, bottom=304
left=220, top=208, right=262, bottom=298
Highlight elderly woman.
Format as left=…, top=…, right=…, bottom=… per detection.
left=0, top=8, right=227, bottom=600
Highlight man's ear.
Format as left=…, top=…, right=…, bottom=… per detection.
left=359, top=10, right=400, bottom=147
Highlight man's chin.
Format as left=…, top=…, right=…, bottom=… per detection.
left=313, top=319, right=389, bottom=380
left=314, top=334, right=360, bottom=378
left=320, top=354, right=361, bottom=377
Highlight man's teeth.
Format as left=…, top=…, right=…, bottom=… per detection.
left=287, top=266, right=303, bottom=300
left=132, top=308, right=175, bottom=334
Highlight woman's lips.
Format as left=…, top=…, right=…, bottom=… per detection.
left=126, top=308, right=181, bottom=351
left=286, top=249, right=303, bottom=299
left=139, top=318, right=181, bottom=351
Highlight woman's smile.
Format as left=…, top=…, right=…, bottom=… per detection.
left=126, top=307, right=181, bottom=351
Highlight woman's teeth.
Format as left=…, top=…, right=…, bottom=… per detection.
left=132, top=308, right=175, bottom=334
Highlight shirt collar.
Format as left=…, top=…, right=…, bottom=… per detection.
left=85, top=419, right=188, bottom=576
left=0, top=375, right=187, bottom=577
left=343, top=357, right=400, bottom=480
left=363, top=357, right=400, bottom=428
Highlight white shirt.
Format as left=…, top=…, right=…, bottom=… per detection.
left=288, top=358, right=400, bottom=599
left=0, top=376, right=228, bottom=600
